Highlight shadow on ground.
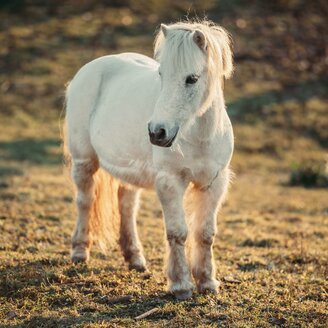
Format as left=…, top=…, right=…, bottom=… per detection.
left=228, top=76, right=328, bottom=119
left=0, top=138, right=61, bottom=165
left=0, top=293, right=211, bottom=327
left=228, top=75, right=328, bottom=147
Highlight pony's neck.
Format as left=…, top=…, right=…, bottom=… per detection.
left=186, top=87, right=225, bottom=142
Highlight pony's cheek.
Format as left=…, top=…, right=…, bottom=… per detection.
left=186, top=87, right=202, bottom=105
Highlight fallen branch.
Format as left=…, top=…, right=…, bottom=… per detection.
left=135, top=307, right=159, bottom=320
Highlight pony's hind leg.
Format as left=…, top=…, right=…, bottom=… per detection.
left=118, top=185, right=147, bottom=272
left=189, top=169, right=230, bottom=294
left=71, top=158, right=98, bottom=263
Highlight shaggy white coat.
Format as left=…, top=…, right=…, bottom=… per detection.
left=65, top=20, right=234, bottom=300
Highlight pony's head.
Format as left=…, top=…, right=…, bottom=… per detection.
left=148, top=20, right=233, bottom=147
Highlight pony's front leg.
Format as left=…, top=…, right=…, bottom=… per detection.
left=189, top=169, right=230, bottom=294
left=155, top=172, right=194, bottom=300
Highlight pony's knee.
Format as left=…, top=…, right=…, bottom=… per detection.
left=197, top=231, right=215, bottom=246
left=198, top=224, right=216, bottom=245
left=167, top=223, right=188, bottom=245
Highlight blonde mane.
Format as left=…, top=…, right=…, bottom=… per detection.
left=154, top=20, right=233, bottom=114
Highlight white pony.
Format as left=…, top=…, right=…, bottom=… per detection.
left=65, top=20, right=234, bottom=300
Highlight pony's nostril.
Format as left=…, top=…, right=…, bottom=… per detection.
left=148, top=124, right=169, bottom=145
left=156, top=128, right=166, bottom=140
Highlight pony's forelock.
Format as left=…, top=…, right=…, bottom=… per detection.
left=154, top=20, right=233, bottom=76
left=156, top=28, right=205, bottom=75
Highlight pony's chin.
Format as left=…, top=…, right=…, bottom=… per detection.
left=150, top=138, right=174, bottom=148
left=150, top=131, right=178, bottom=148
left=150, top=134, right=177, bottom=148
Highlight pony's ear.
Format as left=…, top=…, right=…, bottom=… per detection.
left=193, top=29, right=207, bottom=51
left=161, top=24, right=169, bottom=37
left=154, top=24, right=168, bottom=59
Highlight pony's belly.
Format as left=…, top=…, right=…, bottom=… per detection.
left=99, top=157, right=156, bottom=189
left=90, top=126, right=155, bottom=188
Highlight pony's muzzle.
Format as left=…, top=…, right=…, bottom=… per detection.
left=148, top=122, right=179, bottom=147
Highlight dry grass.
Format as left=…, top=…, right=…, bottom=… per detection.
left=1, top=162, right=327, bottom=327
left=0, top=1, right=327, bottom=327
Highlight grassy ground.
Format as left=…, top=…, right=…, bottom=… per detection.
left=0, top=1, right=327, bottom=327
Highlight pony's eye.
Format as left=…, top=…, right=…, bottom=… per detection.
left=185, top=74, right=199, bottom=85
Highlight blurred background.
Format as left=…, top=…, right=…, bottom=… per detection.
left=0, top=1, right=327, bottom=326
left=0, top=0, right=327, bottom=182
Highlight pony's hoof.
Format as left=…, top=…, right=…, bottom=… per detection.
left=71, top=248, right=90, bottom=263
left=170, top=280, right=194, bottom=300
left=128, top=263, right=147, bottom=272
left=128, top=255, right=147, bottom=272
left=174, top=289, right=193, bottom=300
left=197, top=279, right=220, bottom=294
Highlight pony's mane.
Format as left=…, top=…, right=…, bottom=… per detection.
left=154, top=19, right=233, bottom=113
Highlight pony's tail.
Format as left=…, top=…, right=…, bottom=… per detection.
left=90, top=167, right=120, bottom=251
